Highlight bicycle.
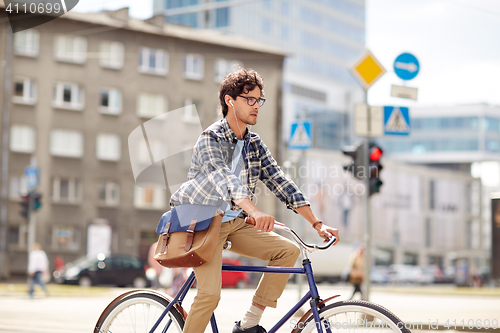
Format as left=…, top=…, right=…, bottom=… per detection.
left=94, top=219, right=411, bottom=333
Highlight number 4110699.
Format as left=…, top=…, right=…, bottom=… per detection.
left=444, top=319, right=498, bottom=330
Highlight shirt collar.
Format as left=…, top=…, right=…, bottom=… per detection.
left=221, top=118, right=251, bottom=143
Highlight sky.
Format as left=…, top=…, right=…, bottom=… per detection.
left=72, top=0, right=500, bottom=108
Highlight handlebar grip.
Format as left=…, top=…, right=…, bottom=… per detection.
left=245, top=217, right=331, bottom=241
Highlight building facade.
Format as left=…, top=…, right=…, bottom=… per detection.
left=278, top=149, right=484, bottom=276
left=378, top=104, right=500, bottom=165
left=376, top=103, right=500, bottom=276
left=0, top=7, right=285, bottom=277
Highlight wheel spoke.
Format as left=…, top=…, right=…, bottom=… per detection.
left=96, top=292, right=184, bottom=333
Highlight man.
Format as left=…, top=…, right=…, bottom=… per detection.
left=170, top=68, right=339, bottom=333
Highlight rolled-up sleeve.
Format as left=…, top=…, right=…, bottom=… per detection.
left=257, top=140, right=310, bottom=211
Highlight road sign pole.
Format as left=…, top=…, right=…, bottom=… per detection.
left=349, top=50, right=385, bottom=302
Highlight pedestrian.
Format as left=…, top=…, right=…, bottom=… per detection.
left=28, top=242, right=49, bottom=299
left=169, top=267, right=188, bottom=295
left=169, top=67, right=340, bottom=333
left=349, top=244, right=365, bottom=300
left=148, top=241, right=164, bottom=289
left=54, top=255, right=64, bottom=271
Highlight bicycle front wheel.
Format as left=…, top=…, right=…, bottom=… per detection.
left=297, top=300, right=411, bottom=333
left=95, top=291, right=185, bottom=333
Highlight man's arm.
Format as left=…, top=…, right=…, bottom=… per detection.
left=235, top=199, right=340, bottom=244
left=295, top=205, right=340, bottom=245
left=234, top=198, right=275, bottom=232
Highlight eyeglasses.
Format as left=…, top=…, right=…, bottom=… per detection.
left=237, top=95, right=266, bottom=107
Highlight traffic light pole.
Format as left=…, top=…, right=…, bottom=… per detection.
left=362, top=138, right=372, bottom=302
left=362, top=90, right=372, bottom=302
left=27, top=192, right=36, bottom=254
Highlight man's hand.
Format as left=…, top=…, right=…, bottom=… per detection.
left=234, top=198, right=275, bottom=232
left=316, top=224, right=340, bottom=245
left=250, top=211, right=275, bottom=232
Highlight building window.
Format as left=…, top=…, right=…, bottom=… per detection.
left=425, top=218, right=431, bottom=247
left=53, top=82, right=84, bottom=110
left=183, top=54, right=204, bottom=80
left=96, top=133, right=121, bottom=161
left=261, top=19, right=272, bottom=34
left=214, top=59, right=243, bottom=82
left=98, top=181, right=120, bottom=206
left=12, top=78, right=36, bottom=104
left=51, top=226, right=81, bottom=250
left=14, top=29, right=40, bottom=57
left=54, top=35, right=87, bottom=64
left=138, top=47, right=168, bottom=75
left=99, top=88, right=122, bottom=115
left=138, top=139, right=166, bottom=165
left=50, top=129, right=83, bottom=158
left=9, top=175, right=27, bottom=200
left=10, top=125, right=35, bottom=153
left=215, top=7, right=229, bottom=27
left=134, top=186, right=166, bottom=210
left=429, top=180, right=435, bottom=210
left=137, top=93, right=166, bottom=118
left=99, top=41, right=124, bottom=69
left=183, top=99, right=202, bottom=123
left=52, top=177, right=82, bottom=203
left=8, top=225, right=27, bottom=248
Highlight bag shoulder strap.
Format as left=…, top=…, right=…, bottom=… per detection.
left=184, top=219, right=197, bottom=251
left=159, top=222, right=171, bottom=254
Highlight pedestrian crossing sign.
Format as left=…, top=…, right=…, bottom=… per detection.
left=289, top=120, right=312, bottom=149
left=384, top=106, right=410, bottom=135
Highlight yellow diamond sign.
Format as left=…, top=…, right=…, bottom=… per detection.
left=349, top=50, right=386, bottom=90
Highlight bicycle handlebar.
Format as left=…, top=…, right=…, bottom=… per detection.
left=245, top=217, right=337, bottom=253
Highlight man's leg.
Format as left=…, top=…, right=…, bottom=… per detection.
left=182, top=221, right=232, bottom=333
left=228, top=218, right=300, bottom=328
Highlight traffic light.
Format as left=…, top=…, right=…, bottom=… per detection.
left=19, top=191, right=42, bottom=219
left=20, top=194, right=30, bottom=220
left=32, top=192, right=42, bottom=211
left=368, top=142, right=383, bottom=195
left=342, top=143, right=365, bottom=179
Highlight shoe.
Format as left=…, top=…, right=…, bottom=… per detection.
left=232, top=321, right=267, bottom=333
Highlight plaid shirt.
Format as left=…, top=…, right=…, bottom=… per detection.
left=170, top=118, right=309, bottom=212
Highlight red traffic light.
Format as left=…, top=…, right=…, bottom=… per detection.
left=370, top=147, right=383, bottom=161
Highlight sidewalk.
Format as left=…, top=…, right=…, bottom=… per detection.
left=0, top=281, right=113, bottom=297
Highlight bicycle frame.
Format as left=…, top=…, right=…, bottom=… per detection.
left=149, top=258, right=328, bottom=333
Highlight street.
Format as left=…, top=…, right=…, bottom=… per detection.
left=1, top=284, right=499, bottom=333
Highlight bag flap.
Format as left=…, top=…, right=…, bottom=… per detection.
left=156, top=204, right=219, bottom=234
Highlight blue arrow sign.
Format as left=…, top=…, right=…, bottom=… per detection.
left=394, top=53, right=419, bottom=80
left=24, top=166, right=39, bottom=190
left=289, top=120, right=312, bottom=149
left=384, top=106, right=410, bottom=136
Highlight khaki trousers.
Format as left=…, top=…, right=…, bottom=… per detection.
left=183, top=217, right=300, bottom=333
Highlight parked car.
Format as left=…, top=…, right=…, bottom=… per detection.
left=222, top=258, right=250, bottom=288
left=53, top=253, right=150, bottom=288
left=387, top=265, right=425, bottom=284
left=370, top=265, right=390, bottom=284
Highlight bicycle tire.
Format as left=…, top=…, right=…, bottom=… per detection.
left=95, top=291, right=185, bottom=333
left=296, top=300, right=411, bottom=333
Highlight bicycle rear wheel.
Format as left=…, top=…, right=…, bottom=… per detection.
left=297, top=300, right=411, bottom=333
left=95, top=291, right=185, bottom=333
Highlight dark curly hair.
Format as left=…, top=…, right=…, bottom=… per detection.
left=218, top=67, right=265, bottom=117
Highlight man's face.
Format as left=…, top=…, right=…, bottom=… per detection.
left=232, top=86, right=262, bottom=126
